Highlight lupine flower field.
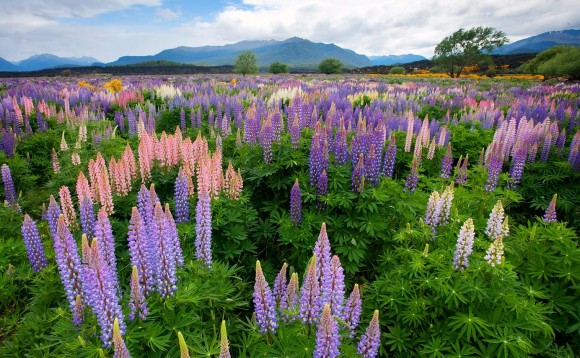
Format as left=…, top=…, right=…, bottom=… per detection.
left=0, top=74, right=579, bottom=357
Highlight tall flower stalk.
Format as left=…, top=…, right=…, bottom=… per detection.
left=253, top=260, right=278, bottom=337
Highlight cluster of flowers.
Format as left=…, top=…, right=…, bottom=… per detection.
left=253, top=223, right=381, bottom=357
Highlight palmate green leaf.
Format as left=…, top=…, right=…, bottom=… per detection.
left=383, top=324, right=412, bottom=352
left=419, top=336, right=451, bottom=358
left=485, top=326, right=533, bottom=358
left=447, top=340, right=479, bottom=358
left=448, top=308, right=491, bottom=342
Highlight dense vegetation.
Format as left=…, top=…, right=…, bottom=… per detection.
left=0, top=74, right=579, bottom=357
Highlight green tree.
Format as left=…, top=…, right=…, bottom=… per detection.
left=389, top=66, right=405, bottom=75
left=434, top=27, right=508, bottom=78
left=521, top=46, right=580, bottom=80
left=318, top=58, right=343, bottom=74
left=268, top=61, right=289, bottom=74
left=234, top=51, right=259, bottom=76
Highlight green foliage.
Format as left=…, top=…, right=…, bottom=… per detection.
left=521, top=46, right=580, bottom=80
left=234, top=51, right=259, bottom=76
left=318, top=58, right=343, bottom=74
left=434, top=26, right=508, bottom=78
left=389, top=66, right=405, bottom=75
left=268, top=62, right=289, bottom=74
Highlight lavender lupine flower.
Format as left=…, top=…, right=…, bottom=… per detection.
left=54, top=215, right=84, bottom=325
left=127, top=207, right=155, bottom=296
left=455, top=155, right=468, bottom=185
left=440, top=143, right=453, bottom=179
left=357, top=310, right=381, bottom=358
left=112, top=318, right=131, bottom=358
left=174, top=169, right=189, bottom=223
left=424, top=191, right=442, bottom=236
left=153, top=202, right=177, bottom=298
left=352, top=153, right=365, bottom=193
left=316, top=170, right=328, bottom=210
left=321, top=255, right=345, bottom=317
left=309, top=132, right=326, bottom=187
left=290, top=179, right=302, bottom=226
left=273, top=262, right=288, bottom=306
left=540, top=130, right=552, bottom=162
left=343, top=283, right=362, bottom=337
left=161, top=206, right=181, bottom=269
left=485, top=200, right=508, bottom=240
left=21, top=214, right=48, bottom=272
left=46, top=195, right=62, bottom=239
left=219, top=320, right=231, bottom=358
left=195, top=189, right=212, bottom=268
left=543, top=194, right=557, bottom=223
left=484, top=148, right=503, bottom=193
left=314, top=223, right=331, bottom=288
left=281, top=272, right=300, bottom=322
left=453, top=218, right=475, bottom=271
left=508, top=145, right=526, bottom=189
left=290, top=114, right=301, bottom=150
left=484, top=236, right=504, bottom=267
left=299, top=255, right=322, bottom=327
left=365, top=144, right=381, bottom=187
left=79, top=194, right=95, bottom=238
left=94, top=209, right=119, bottom=290
left=83, top=238, right=125, bottom=347
left=253, top=260, right=278, bottom=335
left=333, top=125, right=349, bottom=165
left=129, top=266, right=148, bottom=321
left=313, top=304, right=341, bottom=358
left=404, top=158, right=419, bottom=194
left=260, top=117, right=274, bottom=164
left=1, top=163, right=18, bottom=208
left=137, top=184, right=154, bottom=234
left=382, top=133, right=397, bottom=178
left=180, top=107, right=186, bottom=132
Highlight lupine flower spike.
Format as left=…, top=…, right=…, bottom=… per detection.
left=1, top=164, right=19, bottom=209
left=253, top=260, right=278, bottom=336
left=178, top=331, right=190, bottom=358
left=453, top=218, right=475, bottom=271
left=343, top=283, right=362, bottom=337
left=290, top=179, right=302, bottom=225
left=543, top=194, right=557, bottom=223
left=112, top=318, right=130, bottom=358
left=300, top=255, right=321, bottom=333
left=273, top=262, right=288, bottom=306
left=129, top=266, right=148, bottom=321
left=357, top=310, right=381, bottom=358
left=219, top=320, right=231, bottom=358
left=21, top=214, right=48, bottom=272
left=281, top=272, right=299, bottom=322
left=314, top=304, right=341, bottom=358
left=485, top=236, right=504, bottom=267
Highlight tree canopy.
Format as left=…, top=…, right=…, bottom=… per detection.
left=521, top=46, right=580, bottom=80
left=268, top=62, right=289, bottom=74
left=318, top=58, right=343, bottom=74
left=234, top=51, right=259, bottom=76
left=434, top=27, right=508, bottom=78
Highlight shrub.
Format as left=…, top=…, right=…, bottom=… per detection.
left=318, top=58, right=343, bottom=74
left=389, top=66, right=405, bottom=75
left=269, top=62, right=289, bottom=74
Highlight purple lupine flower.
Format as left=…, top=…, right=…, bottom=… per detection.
left=299, top=255, right=322, bottom=326
left=79, top=194, right=95, bottom=238
left=555, top=129, right=566, bottom=155
left=484, top=147, right=503, bottom=193
left=259, top=117, right=274, bottom=164
left=281, top=272, right=300, bottom=322
left=152, top=202, right=177, bottom=298
left=484, top=236, right=504, bottom=267
left=365, top=144, right=382, bottom=187
left=21, top=214, right=48, bottom=272
left=343, top=283, right=362, bottom=337
left=137, top=184, right=154, bottom=232
left=543, top=194, right=557, bottom=223
left=253, top=260, right=278, bottom=335
left=352, top=153, right=365, bottom=193
left=316, top=170, right=328, bottom=210
left=333, top=125, right=349, bottom=165
left=314, top=223, right=331, bottom=288
left=508, top=144, right=526, bottom=190
left=540, top=130, right=552, bottom=162
left=567, top=130, right=580, bottom=169
left=424, top=191, right=442, bottom=236
left=455, top=155, right=469, bottom=185
left=83, top=237, right=125, bottom=347
left=174, top=169, right=189, bottom=223
left=54, top=215, right=84, bottom=325
left=440, top=143, right=453, bottom=179
left=314, top=304, right=341, bottom=358
left=290, top=179, right=302, bottom=226
left=485, top=200, right=508, bottom=240
left=165, top=203, right=183, bottom=267
left=357, top=310, right=381, bottom=358
left=129, top=266, right=148, bottom=321
left=404, top=158, right=419, bottom=194
left=195, top=189, right=212, bottom=268
left=1, top=163, right=18, bottom=208
left=382, top=133, right=397, bottom=178
left=273, top=262, right=288, bottom=306
left=180, top=107, right=186, bottom=132
left=309, top=131, right=328, bottom=187
left=46, top=195, right=62, bottom=239
left=94, top=208, right=119, bottom=291
left=128, top=207, right=155, bottom=297
left=290, top=114, right=301, bottom=150
left=321, top=255, right=345, bottom=317
left=112, top=318, right=131, bottom=358
left=453, top=218, right=475, bottom=271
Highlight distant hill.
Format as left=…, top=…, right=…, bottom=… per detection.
left=14, top=54, right=101, bottom=71
left=493, top=29, right=580, bottom=55
left=110, top=37, right=373, bottom=68
left=369, top=54, right=427, bottom=66
left=0, top=57, right=20, bottom=71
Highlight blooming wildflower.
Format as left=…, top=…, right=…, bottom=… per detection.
left=273, top=262, right=288, bottom=306
left=219, top=320, right=231, bottom=358
left=357, top=310, right=381, bottom=358
left=290, top=179, right=302, bottom=225
left=484, top=236, right=504, bottom=267
left=321, top=255, right=345, bottom=317
left=281, top=272, right=300, bottom=322
left=453, top=218, right=475, bottom=271
left=129, top=266, right=148, bottom=321
left=543, top=194, right=557, bottom=223
left=253, top=260, right=278, bottom=335
left=343, top=283, right=362, bottom=337
left=112, top=318, right=130, bottom=358
left=314, top=304, right=340, bottom=358
left=21, top=214, right=48, bottom=272
left=300, top=255, right=321, bottom=326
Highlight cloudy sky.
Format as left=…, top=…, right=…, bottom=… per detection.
left=1, top=0, right=579, bottom=63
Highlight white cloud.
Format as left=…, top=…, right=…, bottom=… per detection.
left=0, top=0, right=579, bottom=62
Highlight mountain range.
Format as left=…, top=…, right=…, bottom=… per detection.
left=1, top=30, right=578, bottom=72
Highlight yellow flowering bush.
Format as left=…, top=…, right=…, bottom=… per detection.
left=104, top=79, right=123, bottom=94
